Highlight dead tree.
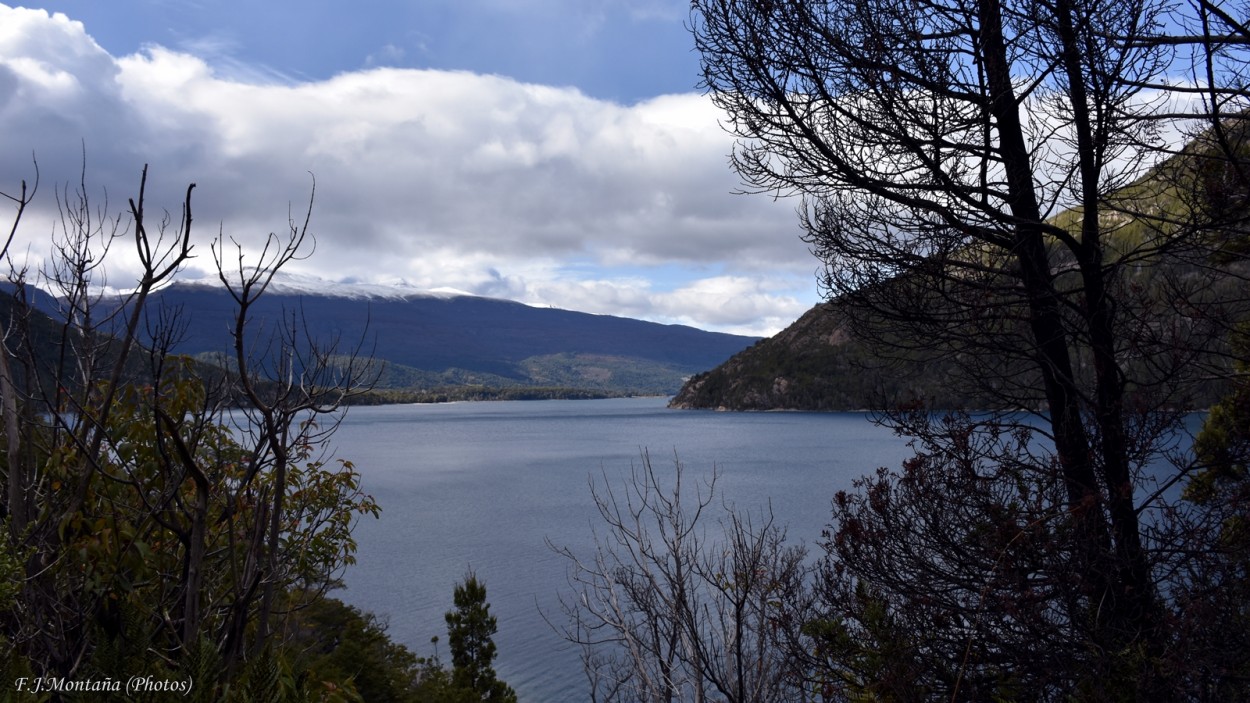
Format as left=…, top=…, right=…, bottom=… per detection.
left=692, top=0, right=1250, bottom=695
left=552, top=452, right=810, bottom=703
left=0, top=164, right=378, bottom=689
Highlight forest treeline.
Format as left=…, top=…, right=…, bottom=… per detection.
left=0, top=169, right=519, bottom=701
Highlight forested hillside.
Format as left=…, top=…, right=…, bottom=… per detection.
left=117, top=282, right=757, bottom=398
left=670, top=302, right=982, bottom=410
left=672, top=150, right=1246, bottom=412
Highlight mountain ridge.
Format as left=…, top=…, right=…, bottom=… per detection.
left=112, top=278, right=759, bottom=397
left=668, top=301, right=963, bottom=411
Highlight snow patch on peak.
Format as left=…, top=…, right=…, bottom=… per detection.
left=170, top=271, right=475, bottom=301
left=427, top=286, right=476, bottom=298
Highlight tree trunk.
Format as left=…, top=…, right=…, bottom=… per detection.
left=1, top=327, right=25, bottom=537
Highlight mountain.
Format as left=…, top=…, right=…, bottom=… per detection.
left=106, top=277, right=758, bottom=397
left=668, top=302, right=970, bottom=411
left=669, top=152, right=1247, bottom=413
left=670, top=279, right=1236, bottom=413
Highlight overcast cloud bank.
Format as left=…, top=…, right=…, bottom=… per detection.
left=0, top=5, right=816, bottom=335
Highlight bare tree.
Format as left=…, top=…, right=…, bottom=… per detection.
left=552, top=452, right=810, bottom=703
left=210, top=177, right=379, bottom=662
left=0, top=163, right=379, bottom=691
left=0, top=169, right=34, bottom=539
left=691, top=0, right=1250, bottom=695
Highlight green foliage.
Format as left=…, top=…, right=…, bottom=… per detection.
left=345, top=384, right=629, bottom=405
left=0, top=169, right=387, bottom=701
left=0, top=526, right=34, bottom=700
left=0, top=521, right=21, bottom=611
left=669, top=303, right=1001, bottom=412
left=801, top=583, right=932, bottom=702
left=444, top=574, right=517, bottom=703
left=1193, top=328, right=1250, bottom=497
left=238, top=646, right=285, bottom=703
left=296, top=575, right=524, bottom=703
left=1177, top=328, right=1250, bottom=692
left=1, top=370, right=390, bottom=700
left=207, top=351, right=703, bottom=400
left=1190, top=326, right=1250, bottom=581
left=282, top=594, right=421, bottom=703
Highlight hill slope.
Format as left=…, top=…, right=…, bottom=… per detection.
left=670, top=165, right=1247, bottom=411
left=669, top=302, right=975, bottom=411
left=127, top=282, right=758, bottom=397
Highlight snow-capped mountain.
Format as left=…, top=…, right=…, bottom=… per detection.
left=109, top=274, right=760, bottom=395
left=164, top=271, right=475, bottom=302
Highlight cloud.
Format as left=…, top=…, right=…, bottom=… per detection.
left=536, top=274, right=809, bottom=337
left=616, top=0, right=687, bottom=22
left=365, top=43, right=407, bottom=68
left=0, top=4, right=817, bottom=335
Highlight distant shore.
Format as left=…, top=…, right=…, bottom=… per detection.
left=341, top=387, right=670, bottom=405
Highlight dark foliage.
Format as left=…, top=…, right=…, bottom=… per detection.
left=444, top=574, right=517, bottom=703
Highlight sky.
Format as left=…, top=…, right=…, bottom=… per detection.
left=0, top=2, right=821, bottom=336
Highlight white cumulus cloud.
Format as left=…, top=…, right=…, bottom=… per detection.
left=0, top=4, right=818, bottom=335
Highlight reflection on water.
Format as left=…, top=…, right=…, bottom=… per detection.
left=333, top=397, right=912, bottom=700
left=333, top=400, right=1203, bottom=700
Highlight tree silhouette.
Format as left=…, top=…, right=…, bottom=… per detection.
left=690, top=0, right=1250, bottom=696
left=445, top=573, right=517, bottom=703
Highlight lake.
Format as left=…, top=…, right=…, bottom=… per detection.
left=332, top=397, right=919, bottom=700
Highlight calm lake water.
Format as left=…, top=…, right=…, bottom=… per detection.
left=331, top=397, right=917, bottom=701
